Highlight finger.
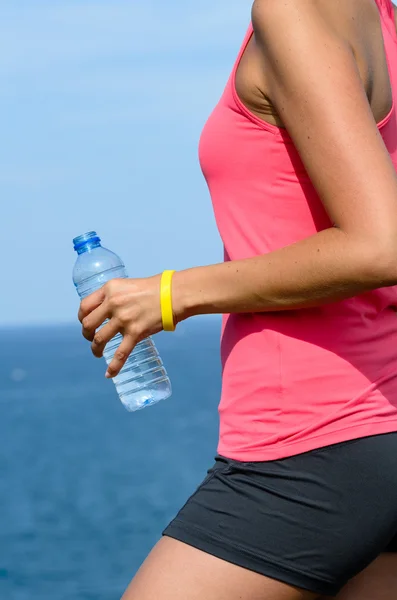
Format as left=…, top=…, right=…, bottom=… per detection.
left=81, top=301, right=110, bottom=342
left=78, top=287, right=106, bottom=323
left=105, top=334, right=136, bottom=379
left=91, top=319, right=120, bottom=358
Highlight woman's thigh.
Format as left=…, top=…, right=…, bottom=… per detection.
left=121, top=536, right=319, bottom=600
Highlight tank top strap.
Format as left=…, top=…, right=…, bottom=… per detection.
left=384, top=0, right=394, bottom=19
left=231, top=23, right=254, bottom=79
left=380, top=1, right=397, bottom=54
left=375, top=0, right=395, bottom=21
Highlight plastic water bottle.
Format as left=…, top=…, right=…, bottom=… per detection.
left=72, top=231, right=172, bottom=411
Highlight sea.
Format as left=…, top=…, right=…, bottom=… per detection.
left=0, top=316, right=222, bottom=600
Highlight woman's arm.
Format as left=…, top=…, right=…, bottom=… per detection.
left=173, top=0, right=397, bottom=319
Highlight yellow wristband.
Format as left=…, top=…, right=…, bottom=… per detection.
left=160, top=270, right=176, bottom=332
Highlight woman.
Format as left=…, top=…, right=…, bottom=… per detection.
left=79, top=0, right=397, bottom=598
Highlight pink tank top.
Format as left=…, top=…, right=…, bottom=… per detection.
left=199, top=0, right=397, bottom=461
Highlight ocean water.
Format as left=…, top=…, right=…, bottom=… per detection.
left=0, top=317, right=222, bottom=600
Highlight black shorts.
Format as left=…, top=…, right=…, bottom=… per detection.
left=163, top=433, right=397, bottom=597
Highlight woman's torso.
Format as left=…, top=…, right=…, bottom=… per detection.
left=199, top=0, right=397, bottom=461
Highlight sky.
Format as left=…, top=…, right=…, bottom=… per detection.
left=0, top=0, right=249, bottom=326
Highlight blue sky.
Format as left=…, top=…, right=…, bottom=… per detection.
left=1, top=1, right=248, bottom=326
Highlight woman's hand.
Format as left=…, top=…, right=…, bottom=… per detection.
left=78, top=275, right=165, bottom=379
